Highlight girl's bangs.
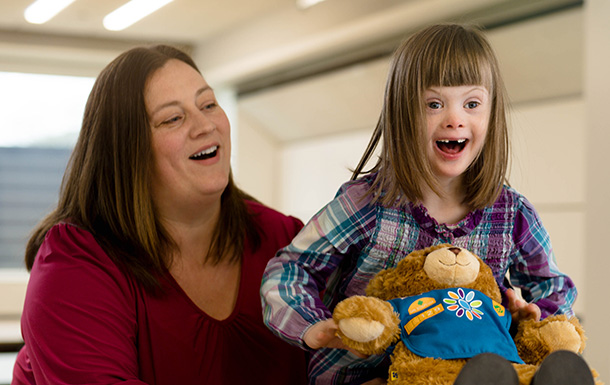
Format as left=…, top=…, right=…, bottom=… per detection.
left=422, top=32, right=494, bottom=91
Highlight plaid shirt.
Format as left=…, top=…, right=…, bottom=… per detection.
left=261, top=174, right=576, bottom=384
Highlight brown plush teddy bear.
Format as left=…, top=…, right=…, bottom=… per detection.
left=332, top=244, right=599, bottom=385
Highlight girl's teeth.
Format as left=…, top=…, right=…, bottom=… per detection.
left=436, top=139, right=467, bottom=154
left=438, top=139, right=466, bottom=144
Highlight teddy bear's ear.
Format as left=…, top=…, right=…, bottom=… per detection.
left=365, top=244, right=449, bottom=299
left=365, top=268, right=396, bottom=299
left=365, top=253, right=429, bottom=300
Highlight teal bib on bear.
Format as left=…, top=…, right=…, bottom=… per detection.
left=388, top=288, right=524, bottom=363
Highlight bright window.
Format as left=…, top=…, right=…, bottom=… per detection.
left=0, top=72, right=94, bottom=269
left=0, top=72, right=94, bottom=148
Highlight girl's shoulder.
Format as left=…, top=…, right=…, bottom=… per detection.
left=495, top=185, right=526, bottom=205
left=494, top=185, right=539, bottom=217
left=334, top=173, right=377, bottom=203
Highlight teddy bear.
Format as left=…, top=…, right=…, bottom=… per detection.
left=332, top=244, right=599, bottom=385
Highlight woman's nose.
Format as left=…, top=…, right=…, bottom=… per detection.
left=191, top=110, right=216, bottom=136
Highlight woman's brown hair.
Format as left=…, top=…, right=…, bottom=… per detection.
left=25, top=45, right=260, bottom=291
left=352, top=24, right=510, bottom=209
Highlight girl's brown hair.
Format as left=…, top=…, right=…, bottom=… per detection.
left=25, top=45, right=260, bottom=291
left=352, top=24, right=509, bottom=209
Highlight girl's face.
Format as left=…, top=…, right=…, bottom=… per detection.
left=424, top=85, right=491, bottom=186
left=146, top=59, right=231, bottom=215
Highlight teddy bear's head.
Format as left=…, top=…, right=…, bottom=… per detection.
left=365, top=244, right=500, bottom=302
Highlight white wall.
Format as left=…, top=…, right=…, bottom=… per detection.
left=234, top=110, right=280, bottom=206
left=277, top=129, right=374, bottom=222
left=0, top=271, right=28, bottom=317
left=583, top=0, right=610, bottom=379
left=510, top=98, right=586, bottom=316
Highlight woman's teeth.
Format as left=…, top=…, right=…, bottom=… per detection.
left=190, top=146, right=218, bottom=160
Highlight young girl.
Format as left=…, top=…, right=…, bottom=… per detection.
left=261, top=24, right=579, bottom=384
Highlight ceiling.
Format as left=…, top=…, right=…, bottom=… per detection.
left=0, top=0, right=582, bottom=81
left=0, top=0, right=288, bottom=42
left=0, top=0, right=291, bottom=76
left=0, top=0, right=584, bottom=143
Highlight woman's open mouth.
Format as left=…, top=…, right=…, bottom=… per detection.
left=189, top=145, right=218, bottom=160
left=436, top=139, right=467, bottom=155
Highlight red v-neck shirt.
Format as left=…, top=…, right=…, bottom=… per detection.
left=13, top=201, right=308, bottom=385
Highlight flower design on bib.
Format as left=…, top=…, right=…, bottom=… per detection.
left=443, top=288, right=484, bottom=321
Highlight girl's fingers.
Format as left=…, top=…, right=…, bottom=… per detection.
left=506, top=288, right=541, bottom=322
left=303, top=319, right=369, bottom=358
left=303, top=319, right=338, bottom=349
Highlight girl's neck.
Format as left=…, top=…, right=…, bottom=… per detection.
left=420, top=179, right=471, bottom=226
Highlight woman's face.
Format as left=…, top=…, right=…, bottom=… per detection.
left=146, top=59, right=231, bottom=214
left=423, top=85, right=491, bottom=186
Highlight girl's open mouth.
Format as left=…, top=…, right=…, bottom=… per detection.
left=436, top=139, right=467, bottom=155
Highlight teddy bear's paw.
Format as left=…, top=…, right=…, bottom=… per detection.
left=516, top=315, right=587, bottom=365
left=338, top=317, right=385, bottom=342
left=538, top=320, right=582, bottom=353
left=332, top=296, right=400, bottom=355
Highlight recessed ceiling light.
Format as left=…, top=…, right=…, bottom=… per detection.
left=24, top=0, right=77, bottom=24
left=296, top=0, right=327, bottom=10
left=103, top=0, right=174, bottom=31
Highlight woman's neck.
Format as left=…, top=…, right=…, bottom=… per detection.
left=160, top=199, right=222, bottom=268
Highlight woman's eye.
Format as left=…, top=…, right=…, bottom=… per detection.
left=202, top=102, right=218, bottom=111
left=162, top=115, right=182, bottom=125
left=465, top=101, right=480, bottom=109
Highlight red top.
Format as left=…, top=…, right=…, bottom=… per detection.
left=13, top=201, right=307, bottom=385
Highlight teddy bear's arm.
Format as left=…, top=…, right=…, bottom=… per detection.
left=515, top=315, right=586, bottom=365
left=333, top=296, right=400, bottom=356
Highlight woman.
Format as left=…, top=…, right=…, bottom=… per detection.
left=12, top=45, right=307, bottom=385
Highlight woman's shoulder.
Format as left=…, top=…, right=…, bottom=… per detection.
left=41, top=221, right=101, bottom=255
left=34, top=222, right=129, bottom=282
left=245, top=200, right=304, bottom=238
left=26, top=222, right=138, bottom=322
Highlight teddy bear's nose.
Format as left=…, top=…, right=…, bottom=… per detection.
left=448, top=247, right=462, bottom=256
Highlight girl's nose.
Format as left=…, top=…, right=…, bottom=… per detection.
left=443, top=106, right=464, bottom=129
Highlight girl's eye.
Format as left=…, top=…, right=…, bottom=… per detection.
left=427, top=101, right=442, bottom=109
left=465, top=101, right=480, bottom=109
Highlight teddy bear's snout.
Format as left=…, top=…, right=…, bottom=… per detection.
left=423, top=247, right=481, bottom=286
left=448, top=247, right=462, bottom=256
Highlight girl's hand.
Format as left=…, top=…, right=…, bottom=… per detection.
left=505, top=288, right=541, bottom=322
left=303, top=319, right=368, bottom=358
